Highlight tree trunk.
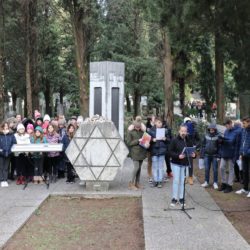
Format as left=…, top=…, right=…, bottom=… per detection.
left=215, top=32, right=225, bottom=124
left=30, top=0, right=39, bottom=111
left=12, top=91, right=17, bottom=112
left=126, top=93, right=131, bottom=113
left=44, top=79, right=52, bottom=115
left=72, top=11, right=89, bottom=117
left=25, top=23, right=32, bottom=118
left=0, top=0, right=5, bottom=121
left=133, top=89, right=141, bottom=118
left=162, top=31, right=174, bottom=127
left=179, top=77, right=185, bottom=116
left=23, top=0, right=38, bottom=118
left=59, top=86, right=64, bottom=105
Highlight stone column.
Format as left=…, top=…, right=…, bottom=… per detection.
left=89, top=61, right=125, bottom=138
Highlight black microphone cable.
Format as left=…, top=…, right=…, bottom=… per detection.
left=185, top=189, right=250, bottom=213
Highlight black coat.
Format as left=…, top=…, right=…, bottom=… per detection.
left=0, top=131, right=16, bottom=157
left=169, top=135, right=194, bottom=166
left=200, top=132, right=221, bottom=158
left=148, top=127, right=170, bottom=156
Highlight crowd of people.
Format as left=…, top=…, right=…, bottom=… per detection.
left=0, top=110, right=249, bottom=207
left=0, top=110, right=83, bottom=187
left=127, top=115, right=250, bottom=207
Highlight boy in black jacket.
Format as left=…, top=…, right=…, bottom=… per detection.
left=200, top=124, right=221, bottom=189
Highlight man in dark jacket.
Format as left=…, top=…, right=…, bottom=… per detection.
left=169, top=125, right=196, bottom=207
left=219, top=119, right=238, bottom=193
left=235, top=117, right=250, bottom=198
left=200, top=124, right=221, bottom=189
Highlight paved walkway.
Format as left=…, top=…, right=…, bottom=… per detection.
left=0, top=158, right=249, bottom=250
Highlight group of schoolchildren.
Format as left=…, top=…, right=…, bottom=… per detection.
left=0, top=110, right=83, bottom=187
left=127, top=115, right=250, bottom=207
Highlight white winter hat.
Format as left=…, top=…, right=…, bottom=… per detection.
left=77, top=116, right=84, bottom=124
left=184, top=117, right=192, bottom=123
left=17, top=123, right=25, bottom=131
left=43, top=114, right=51, bottom=122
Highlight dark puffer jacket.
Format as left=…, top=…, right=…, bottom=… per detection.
left=169, top=135, right=194, bottom=166
left=234, top=124, right=243, bottom=159
left=62, top=134, right=71, bottom=162
left=200, top=124, right=221, bottom=158
left=127, top=129, right=147, bottom=161
left=148, top=127, right=170, bottom=156
left=0, top=131, right=16, bottom=157
left=239, top=127, right=250, bottom=157
left=220, top=127, right=238, bottom=159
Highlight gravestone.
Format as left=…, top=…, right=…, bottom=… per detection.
left=89, top=61, right=125, bottom=138
left=65, top=116, right=129, bottom=191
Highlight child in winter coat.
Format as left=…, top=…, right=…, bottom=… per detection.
left=0, top=122, right=16, bottom=187
left=169, top=125, right=196, bottom=207
left=127, top=119, right=147, bottom=190
left=62, top=124, right=76, bottom=183
left=148, top=117, right=170, bottom=188
left=46, top=124, right=60, bottom=183
left=26, top=123, right=34, bottom=137
left=57, top=119, right=67, bottom=178
left=14, top=123, right=31, bottom=185
left=200, top=124, right=221, bottom=189
left=30, top=126, right=48, bottom=184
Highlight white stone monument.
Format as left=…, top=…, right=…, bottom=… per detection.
left=89, top=61, right=125, bottom=138
left=65, top=116, right=129, bottom=191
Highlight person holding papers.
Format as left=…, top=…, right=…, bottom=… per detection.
left=127, top=118, right=147, bottom=190
left=169, top=125, right=196, bottom=207
left=148, top=117, right=170, bottom=188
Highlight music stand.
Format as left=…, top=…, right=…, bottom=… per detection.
left=164, top=147, right=195, bottom=219
left=23, top=155, right=50, bottom=190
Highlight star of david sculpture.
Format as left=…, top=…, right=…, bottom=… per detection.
left=65, top=116, right=129, bottom=190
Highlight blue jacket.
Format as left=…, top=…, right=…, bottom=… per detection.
left=148, top=127, right=170, bottom=156
left=61, top=134, right=72, bottom=162
left=0, top=131, right=16, bottom=157
left=239, top=127, right=250, bottom=157
left=220, top=127, right=238, bottom=159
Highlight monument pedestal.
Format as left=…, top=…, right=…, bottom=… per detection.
left=86, top=181, right=109, bottom=192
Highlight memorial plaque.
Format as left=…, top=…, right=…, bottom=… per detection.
left=94, top=87, right=102, bottom=116
left=112, top=87, right=119, bottom=130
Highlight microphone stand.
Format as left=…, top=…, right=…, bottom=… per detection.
left=164, top=136, right=195, bottom=219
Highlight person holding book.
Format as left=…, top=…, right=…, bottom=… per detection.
left=169, top=125, right=196, bottom=207
left=127, top=119, right=147, bottom=190
left=148, top=117, right=170, bottom=188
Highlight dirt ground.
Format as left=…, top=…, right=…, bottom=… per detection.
left=194, top=165, right=250, bottom=244
left=4, top=197, right=145, bottom=250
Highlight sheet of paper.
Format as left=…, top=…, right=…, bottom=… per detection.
left=156, top=128, right=165, bottom=139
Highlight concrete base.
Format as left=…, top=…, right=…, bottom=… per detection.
left=85, top=181, right=109, bottom=192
